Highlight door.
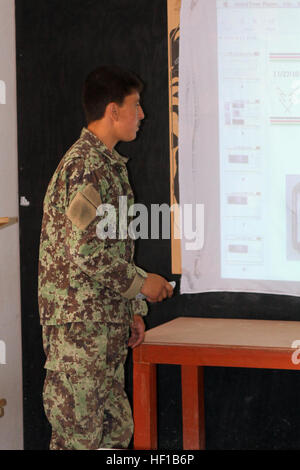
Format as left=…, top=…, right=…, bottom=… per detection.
left=0, top=0, right=23, bottom=450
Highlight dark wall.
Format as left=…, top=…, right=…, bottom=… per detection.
left=15, top=0, right=300, bottom=450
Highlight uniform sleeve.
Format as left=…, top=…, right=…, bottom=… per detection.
left=64, top=159, right=148, bottom=299
left=130, top=298, right=148, bottom=317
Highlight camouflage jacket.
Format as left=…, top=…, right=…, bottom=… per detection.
left=38, top=127, right=148, bottom=325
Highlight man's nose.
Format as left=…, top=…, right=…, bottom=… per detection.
left=139, top=106, right=145, bottom=120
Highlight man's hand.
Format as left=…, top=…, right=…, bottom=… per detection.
left=128, top=315, right=145, bottom=349
left=140, top=273, right=174, bottom=303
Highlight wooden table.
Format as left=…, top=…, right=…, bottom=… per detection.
left=133, top=317, right=300, bottom=450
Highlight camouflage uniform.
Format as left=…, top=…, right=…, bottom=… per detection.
left=38, top=127, right=148, bottom=449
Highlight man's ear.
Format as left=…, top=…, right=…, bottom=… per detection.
left=106, top=102, right=119, bottom=122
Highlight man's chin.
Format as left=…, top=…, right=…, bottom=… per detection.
left=123, top=132, right=138, bottom=143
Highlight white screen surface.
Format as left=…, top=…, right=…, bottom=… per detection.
left=179, top=0, right=300, bottom=296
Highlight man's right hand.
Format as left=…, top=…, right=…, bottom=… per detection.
left=140, top=273, right=174, bottom=303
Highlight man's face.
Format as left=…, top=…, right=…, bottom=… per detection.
left=115, top=91, right=145, bottom=142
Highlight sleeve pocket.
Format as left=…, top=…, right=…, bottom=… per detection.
left=66, top=183, right=101, bottom=230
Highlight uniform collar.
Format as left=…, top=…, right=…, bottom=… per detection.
left=80, top=127, right=129, bottom=165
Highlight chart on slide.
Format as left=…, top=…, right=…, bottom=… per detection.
left=217, top=0, right=300, bottom=281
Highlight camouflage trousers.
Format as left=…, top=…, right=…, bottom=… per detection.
left=42, top=321, right=133, bottom=450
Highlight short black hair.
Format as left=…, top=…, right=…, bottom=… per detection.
left=82, top=65, right=144, bottom=124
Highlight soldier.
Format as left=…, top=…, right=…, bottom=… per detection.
left=38, top=65, right=173, bottom=450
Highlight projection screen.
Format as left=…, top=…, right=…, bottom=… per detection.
left=178, top=0, right=300, bottom=297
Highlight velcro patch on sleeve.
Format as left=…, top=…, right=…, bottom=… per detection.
left=66, top=183, right=101, bottom=230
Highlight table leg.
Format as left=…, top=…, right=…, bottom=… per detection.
left=181, top=365, right=205, bottom=450
left=133, top=362, right=157, bottom=450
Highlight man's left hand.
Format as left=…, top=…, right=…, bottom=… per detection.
left=128, top=315, right=145, bottom=349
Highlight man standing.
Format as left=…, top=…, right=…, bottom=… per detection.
left=38, top=65, right=173, bottom=450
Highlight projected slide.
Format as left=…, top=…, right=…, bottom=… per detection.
left=218, top=0, right=300, bottom=282
left=179, top=0, right=300, bottom=296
